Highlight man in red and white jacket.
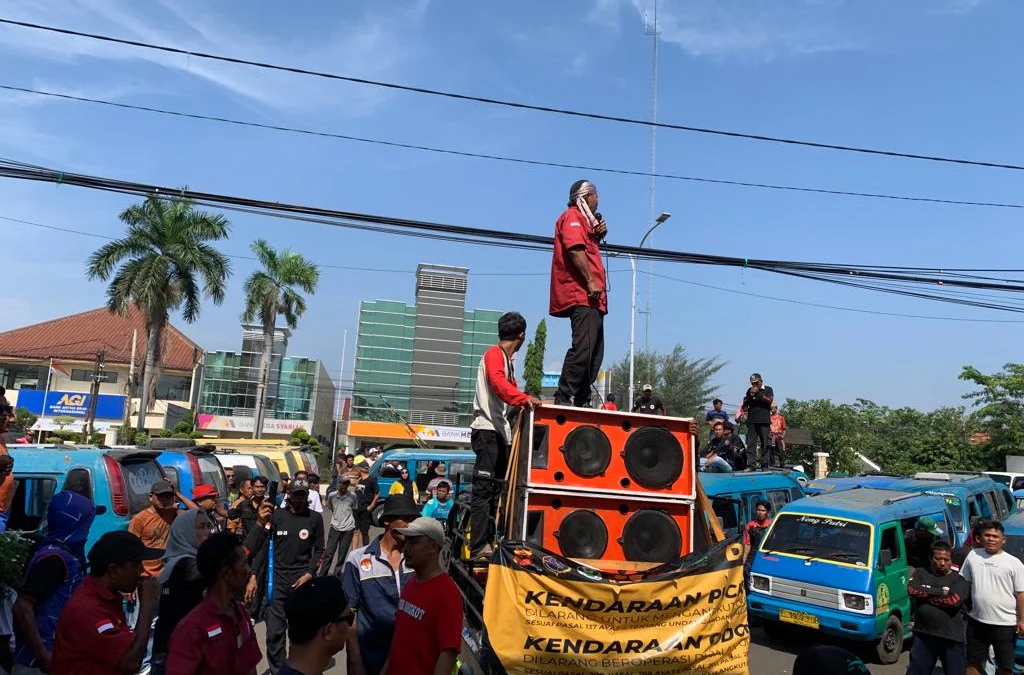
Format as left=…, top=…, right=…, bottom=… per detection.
left=468, top=312, right=541, bottom=560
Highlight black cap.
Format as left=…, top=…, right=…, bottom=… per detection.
left=286, top=576, right=351, bottom=643
left=150, top=480, right=174, bottom=495
left=88, top=530, right=163, bottom=571
left=793, top=646, right=870, bottom=675
left=750, top=373, right=762, bottom=382
left=380, top=494, right=419, bottom=523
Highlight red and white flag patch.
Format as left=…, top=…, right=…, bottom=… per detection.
left=96, top=620, right=115, bottom=634
left=206, top=624, right=222, bottom=638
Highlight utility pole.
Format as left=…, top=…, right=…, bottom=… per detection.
left=642, top=0, right=661, bottom=350
left=85, top=348, right=106, bottom=440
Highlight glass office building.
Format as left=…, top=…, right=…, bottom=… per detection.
left=352, top=265, right=502, bottom=428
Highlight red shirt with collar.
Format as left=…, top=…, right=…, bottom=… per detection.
left=51, top=576, right=135, bottom=675
left=549, top=206, right=608, bottom=317
left=165, top=594, right=261, bottom=675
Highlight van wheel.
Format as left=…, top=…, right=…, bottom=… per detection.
left=372, top=503, right=384, bottom=528
left=875, top=615, right=904, bottom=664
left=760, top=620, right=790, bottom=643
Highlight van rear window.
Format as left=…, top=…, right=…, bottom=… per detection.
left=121, top=460, right=166, bottom=514
left=197, top=455, right=227, bottom=498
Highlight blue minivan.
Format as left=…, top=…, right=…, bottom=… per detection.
left=885, top=472, right=1015, bottom=546
left=7, top=445, right=166, bottom=552
left=699, top=471, right=805, bottom=537
left=145, top=438, right=229, bottom=502
left=803, top=474, right=906, bottom=497
left=369, top=448, right=476, bottom=524
left=748, top=487, right=956, bottom=664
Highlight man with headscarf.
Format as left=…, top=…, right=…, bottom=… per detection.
left=12, top=491, right=96, bottom=674
left=550, top=179, right=608, bottom=407
left=152, top=509, right=215, bottom=675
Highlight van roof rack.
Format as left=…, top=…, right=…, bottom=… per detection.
left=914, top=471, right=983, bottom=481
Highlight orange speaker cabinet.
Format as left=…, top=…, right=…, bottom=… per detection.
left=522, top=405, right=696, bottom=500
left=517, top=489, right=694, bottom=565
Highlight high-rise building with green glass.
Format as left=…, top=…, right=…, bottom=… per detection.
left=352, top=264, right=502, bottom=428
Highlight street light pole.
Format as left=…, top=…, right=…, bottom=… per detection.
left=628, top=212, right=671, bottom=411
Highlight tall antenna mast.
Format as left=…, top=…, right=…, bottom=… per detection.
left=642, top=0, right=660, bottom=349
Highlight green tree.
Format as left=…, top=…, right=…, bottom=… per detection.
left=960, top=363, right=1024, bottom=469
left=290, top=428, right=322, bottom=456
left=87, top=195, right=231, bottom=431
left=607, top=345, right=724, bottom=417
left=13, top=407, right=37, bottom=432
left=242, top=240, right=320, bottom=439
left=523, top=319, right=547, bottom=397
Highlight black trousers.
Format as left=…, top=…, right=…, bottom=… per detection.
left=746, top=423, right=771, bottom=469
left=555, top=306, right=605, bottom=406
left=320, top=527, right=355, bottom=576
left=469, top=429, right=509, bottom=556
left=908, top=633, right=966, bottom=675
left=265, top=576, right=301, bottom=674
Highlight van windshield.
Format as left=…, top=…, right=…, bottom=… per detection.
left=761, top=514, right=872, bottom=566
left=1004, top=535, right=1024, bottom=563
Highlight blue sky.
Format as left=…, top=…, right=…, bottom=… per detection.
left=1, top=0, right=1022, bottom=412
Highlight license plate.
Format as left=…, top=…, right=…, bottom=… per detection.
left=779, top=609, right=820, bottom=629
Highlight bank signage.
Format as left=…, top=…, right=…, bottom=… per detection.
left=196, top=413, right=312, bottom=434
left=16, top=390, right=127, bottom=419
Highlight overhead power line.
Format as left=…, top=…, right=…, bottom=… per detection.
left=3, top=157, right=1024, bottom=314
left=2, top=18, right=1023, bottom=172
left=5, top=213, right=1019, bottom=323
left=4, top=84, right=1022, bottom=211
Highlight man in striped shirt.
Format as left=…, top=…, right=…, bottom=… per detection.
left=468, top=312, right=541, bottom=560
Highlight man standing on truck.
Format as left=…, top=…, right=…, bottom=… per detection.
left=550, top=179, right=607, bottom=407
left=468, top=311, right=541, bottom=560
left=738, top=373, right=774, bottom=471
left=906, top=541, right=970, bottom=675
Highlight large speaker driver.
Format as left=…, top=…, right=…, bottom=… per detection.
left=622, top=427, right=683, bottom=489
left=621, top=509, right=682, bottom=562
left=562, top=426, right=612, bottom=477
left=556, top=509, right=609, bottom=559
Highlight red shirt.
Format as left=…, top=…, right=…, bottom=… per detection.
left=386, top=573, right=463, bottom=675
left=600, top=402, right=618, bottom=411
left=549, top=206, right=607, bottom=317
left=743, top=518, right=772, bottom=547
left=165, top=594, right=261, bottom=675
left=51, top=577, right=135, bottom=675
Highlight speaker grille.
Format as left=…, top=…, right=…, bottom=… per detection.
left=556, top=509, right=608, bottom=559
left=621, top=509, right=682, bottom=562
left=562, top=426, right=612, bottom=477
left=622, top=426, right=683, bottom=489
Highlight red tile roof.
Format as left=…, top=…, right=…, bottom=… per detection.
left=0, top=307, right=201, bottom=372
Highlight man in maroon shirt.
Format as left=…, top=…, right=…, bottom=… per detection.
left=50, top=530, right=162, bottom=675
left=165, top=532, right=262, bottom=675
left=550, top=179, right=608, bottom=407
left=382, top=519, right=462, bottom=675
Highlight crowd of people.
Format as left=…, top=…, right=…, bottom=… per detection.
left=701, top=373, right=787, bottom=473
left=0, top=445, right=465, bottom=675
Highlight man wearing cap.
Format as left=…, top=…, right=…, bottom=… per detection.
left=737, top=373, right=774, bottom=471
left=192, top=484, right=226, bottom=533
left=245, top=478, right=325, bottom=675
left=906, top=517, right=944, bottom=570
left=50, top=531, right=163, bottom=675
left=382, top=519, right=462, bottom=675
left=342, top=495, right=418, bottom=675
left=321, top=476, right=357, bottom=576
left=354, top=460, right=380, bottom=549
left=129, top=481, right=181, bottom=579
left=165, top=532, right=262, bottom=675
left=632, top=384, right=666, bottom=415
left=280, top=576, right=353, bottom=675
left=550, top=179, right=608, bottom=407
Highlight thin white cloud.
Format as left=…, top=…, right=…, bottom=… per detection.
left=0, top=0, right=430, bottom=114
left=596, top=0, right=864, bottom=58
left=935, top=0, right=988, bottom=14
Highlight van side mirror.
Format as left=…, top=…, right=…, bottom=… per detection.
left=879, top=550, right=892, bottom=569
left=95, top=505, right=107, bottom=515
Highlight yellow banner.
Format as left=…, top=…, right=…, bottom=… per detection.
left=481, top=540, right=749, bottom=675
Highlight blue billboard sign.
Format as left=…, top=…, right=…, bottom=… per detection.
left=16, top=390, right=127, bottom=420
left=541, top=373, right=560, bottom=389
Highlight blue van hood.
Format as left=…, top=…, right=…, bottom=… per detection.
left=753, top=552, right=873, bottom=593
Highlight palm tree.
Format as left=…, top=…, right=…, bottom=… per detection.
left=242, top=239, right=320, bottom=439
left=87, top=195, right=231, bottom=431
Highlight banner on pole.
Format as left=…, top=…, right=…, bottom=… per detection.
left=481, top=539, right=749, bottom=675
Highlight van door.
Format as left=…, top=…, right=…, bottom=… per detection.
left=876, top=524, right=909, bottom=624
left=765, top=488, right=792, bottom=515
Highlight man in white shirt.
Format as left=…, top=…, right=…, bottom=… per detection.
left=961, top=520, right=1024, bottom=675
